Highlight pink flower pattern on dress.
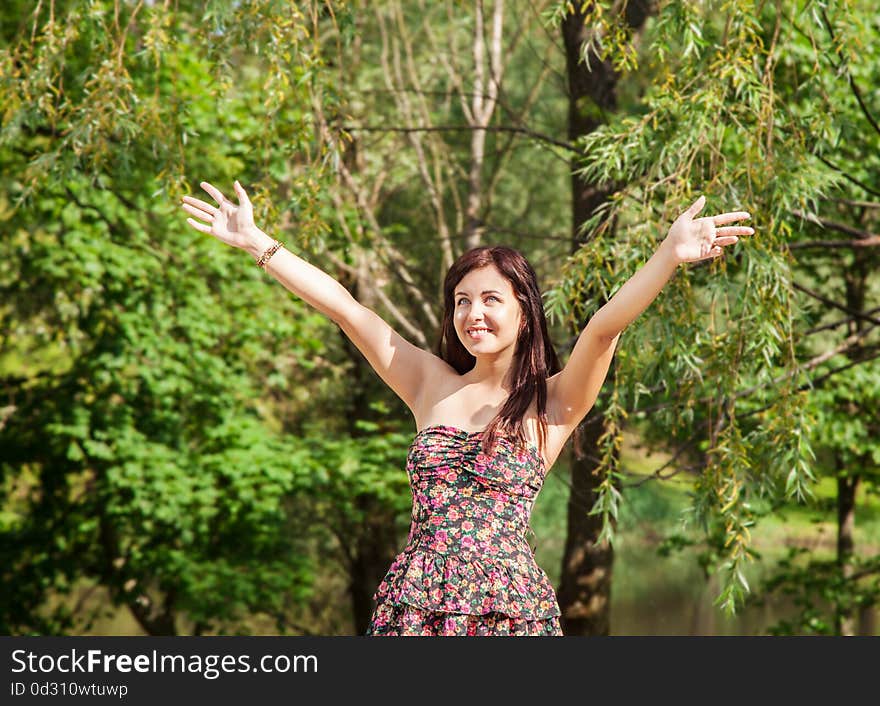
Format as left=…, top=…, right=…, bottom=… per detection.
left=366, top=425, right=562, bottom=637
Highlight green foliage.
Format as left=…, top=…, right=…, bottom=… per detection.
left=3, top=0, right=876, bottom=635
left=747, top=547, right=880, bottom=635
left=544, top=1, right=640, bottom=72
left=296, top=416, right=414, bottom=524
left=546, top=0, right=879, bottom=622
left=0, top=0, right=368, bottom=634
left=809, top=356, right=880, bottom=468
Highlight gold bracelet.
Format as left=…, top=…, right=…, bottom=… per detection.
left=256, top=239, right=283, bottom=270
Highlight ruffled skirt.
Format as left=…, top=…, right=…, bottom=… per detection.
left=365, top=545, right=563, bottom=637
left=366, top=602, right=562, bottom=636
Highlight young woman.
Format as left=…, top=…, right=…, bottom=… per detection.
left=182, top=181, right=753, bottom=636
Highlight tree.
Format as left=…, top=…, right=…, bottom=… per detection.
left=546, top=0, right=879, bottom=629
left=0, top=0, right=351, bottom=634
left=0, top=0, right=580, bottom=635
left=303, top=0, right=578, bottom=630
left=553, top=0, right=656, bottom=636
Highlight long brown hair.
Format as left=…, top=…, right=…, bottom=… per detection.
left=434, top=246, right=561, bottom=459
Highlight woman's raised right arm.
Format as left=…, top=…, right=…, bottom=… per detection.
left=182, top=180, right=356, bottom=324
left=242, top=227, right=356, bottom=324
left=182, top=180, right=448, bottom=415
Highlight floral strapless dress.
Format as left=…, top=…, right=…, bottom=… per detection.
left=365, top=425, right=562, bottom=636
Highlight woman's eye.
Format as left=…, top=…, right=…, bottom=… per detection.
left=457, top=295, right=500, bottom=305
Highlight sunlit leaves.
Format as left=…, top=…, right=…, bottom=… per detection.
left=547, top=0, right=878, bottom=621
left=0, top=1, right=354, bottom=635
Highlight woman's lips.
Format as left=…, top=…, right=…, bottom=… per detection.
left=467, top=328, right=492, bottom=339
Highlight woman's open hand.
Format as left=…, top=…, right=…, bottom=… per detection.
left=181, top=181, right=260, bottom=250
left=663, top=195, right=754, bottom=264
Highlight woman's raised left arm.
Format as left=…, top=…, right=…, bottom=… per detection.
left=548, top=195, right=754, bottom=428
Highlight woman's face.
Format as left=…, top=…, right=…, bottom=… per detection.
left=453, top=264, right=523, bottom=355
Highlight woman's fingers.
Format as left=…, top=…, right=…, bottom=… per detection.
left=200, top=181, right=226, bottom=206
left=183, top=195, right=218, bottom=214
left=182, top=201, right=214, bottom=222
left=713, top=235, right=739, bottom=247
left=233, top=180, right=250, bottom=205
left=186, top=218, right=213, bottom=234
left=685, top=194, right=706, bottom=217
left=716, top=225, right=754, bottom=236
left=186, top=180, right=250, bottom=243
left=712, top=211, right=751, bottom=226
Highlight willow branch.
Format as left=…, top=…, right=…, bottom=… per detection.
left=791, top=210, right=879, bottom=241
left=343, top=123, right=577, bottom=152
left=792, top=282, right=880, bottom=326
left=820, top=8, right=880, bottom=139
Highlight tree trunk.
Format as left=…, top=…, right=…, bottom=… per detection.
left=349, top=495, right=400, bottom=635
left=857, top=604, right=876, bottom=637
left=836, top=472, right=859, bottom=636
left=557, top=407, right=616, bottom=635
left=556, top=0, right=654, bottom=637
left=836, top=246, right=868, bottom=636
